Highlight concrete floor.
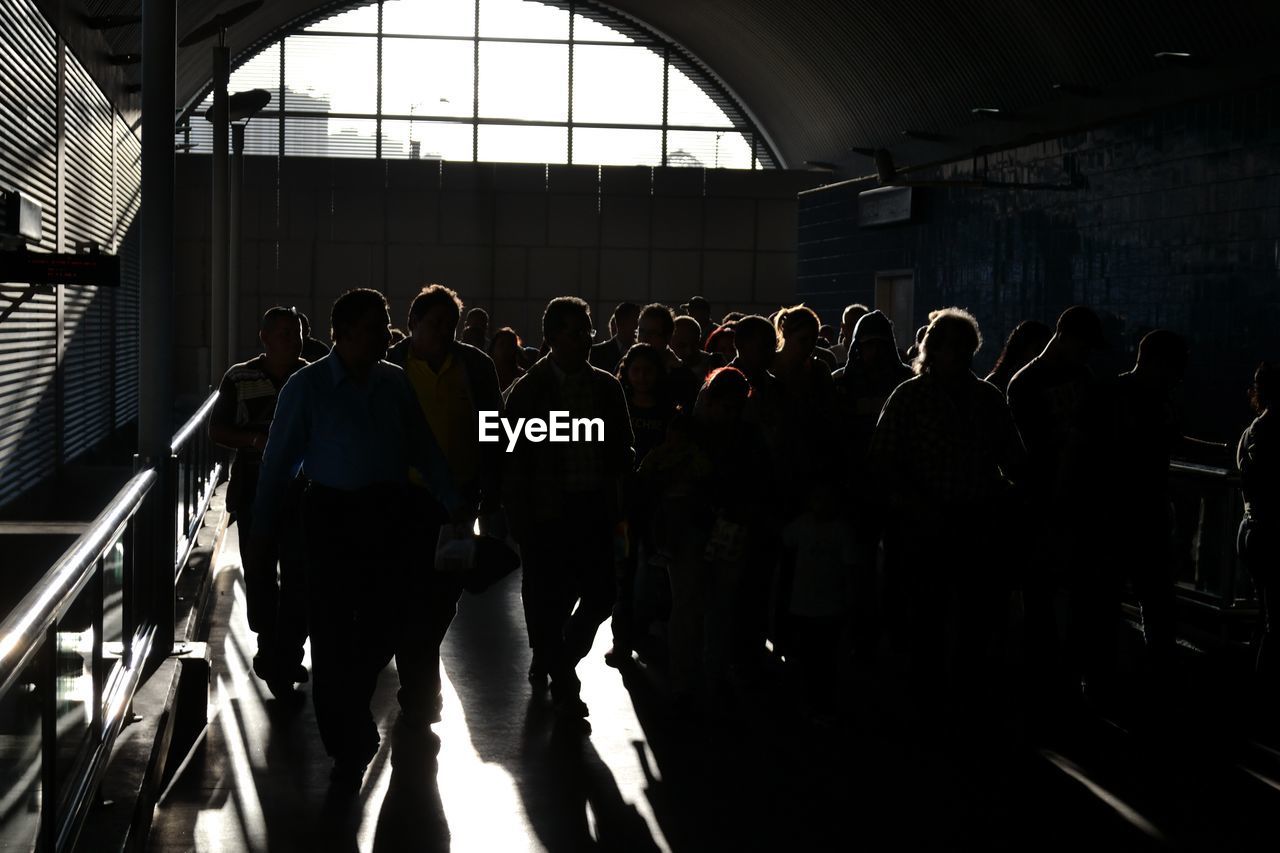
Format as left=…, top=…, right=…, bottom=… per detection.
left=146, top=525, right=1280, bottom=852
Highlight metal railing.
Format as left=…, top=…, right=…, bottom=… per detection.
left=169, top=391, right=223, bottom=575
left=1168, top=459, right=1252, bottom=612
left=0, top=390, right=222, bottom=852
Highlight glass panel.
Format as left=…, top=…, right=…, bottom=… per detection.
left=666, top=130, right=753, bottom=169
left=55, top=584, right=95, bottom=803
left=383, top=0, right=476, bottom=37
left=478, top=42, right=568, bottom=121
left=229, top=44, right=281, bottom=112
left=238, top=117, right=281, bottom=157
left=478, top=124, right=567, bottom=164
left=667, top=65, right=732, bottom=128
left=0, top=672, right=41, bottom=849
left=304, top=3, right=379, bottom=33
left=284, top=35, right=377, bottom=114
left=103, top=539, right=125, bottom=646
left=382, top=119, right=473, bottom=161
left=285, top=116, right=379, bottom=158
left=573, top=13, right=634, bottom=43
left=573, top=127, right=661, bottom=166
left=382, top=37, right=474, bottom=118
left=572, top=45, right=662, bottom=125
left=479, top=0, right=568, bottom=40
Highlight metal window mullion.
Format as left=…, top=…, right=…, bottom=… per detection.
left=661, top=45, right=669, bottom=167
left=279, top=38, right=286, bottom=159
left=472, top=0, right=479, bottom=162
left=567, top=2, right=574, bottom=165
left=376, top=2, right=383, bottom=159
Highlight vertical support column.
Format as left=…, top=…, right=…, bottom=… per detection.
left=55, top=37, right=67, bottom=468
left=229, top=123, right=244, bottom=363
left=140, top=0, right=177, bottom=659
left=211, top=45, right=230, bottom=387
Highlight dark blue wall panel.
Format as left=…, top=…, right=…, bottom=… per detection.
left=798, top=88, right=1280, bottom=437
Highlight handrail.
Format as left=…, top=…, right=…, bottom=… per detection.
left=0, top=470, right=156, bottom=701
left=169, top=389, right=220, bottom=456
left=1170, top=458, right=1239, bottom=481
left=0, top=389, right=224, bottom=852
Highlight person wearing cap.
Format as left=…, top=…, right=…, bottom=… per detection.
left=832, top=308, right=914, bottom=661
left=1005, top=305, right=1108, bottom=699
left=687, top=296, right=718, bottom=348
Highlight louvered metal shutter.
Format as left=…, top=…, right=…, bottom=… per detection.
left=114, top=115, right=141, bottom=429
left=0, top=0, right=59, bottom=506
left=61, top=57, right=115, bottom=462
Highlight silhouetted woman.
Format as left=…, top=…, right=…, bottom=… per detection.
left=1239, top=362, right=1278, bottom=681
left=985, top=320, right=1052, bottom=394
left=488, top=326, right=525, bottom=393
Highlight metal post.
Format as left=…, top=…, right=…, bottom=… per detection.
left=229, top=122, right=244, bottom=363
left=211, top=45, right=230, bottom=386
left=141, top=0, right=177, bottom=659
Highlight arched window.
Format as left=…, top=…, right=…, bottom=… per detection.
left=182, top=0, right=777, bottom=169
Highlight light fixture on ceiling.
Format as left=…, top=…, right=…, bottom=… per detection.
left=1154, top=51, right=1204, bottom=68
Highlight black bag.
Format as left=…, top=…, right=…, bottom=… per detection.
left=464, top=535, right=521, bottom=595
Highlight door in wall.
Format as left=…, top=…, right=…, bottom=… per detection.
left=874, top=271, right=914, bottom=351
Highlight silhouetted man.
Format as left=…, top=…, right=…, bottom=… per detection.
left=387, top=284, right=503, bottom=728
left=671, top=314, right=725, bottom=383
left=503, top=297, right=634, bottom=719
left=298, top=311, right=331, bottom=362
left=462, top=306, right=489, bottom=350
left=638, top=302, right=699, bottom=409
left=589, top=301, right=640, bottom=373
left=210, top=307, right=309, bottom=696
left=253, top=288, right=464, bottom=794
left=687, top=295, right=717, bottom=347
left=831, top=303, right=870, bottom=364
left=1076, top=329, right=1226, bottom=683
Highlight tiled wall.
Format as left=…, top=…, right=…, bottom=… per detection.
left=174, top=157, right=822, bottom=393
left=797, top=87, right=1280, bottom=437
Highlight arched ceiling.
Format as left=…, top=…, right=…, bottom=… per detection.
left=62, top=0, right=1280, bottom=174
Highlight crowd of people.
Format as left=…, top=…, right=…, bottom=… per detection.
left=209, top=285, right=1276, bottom=794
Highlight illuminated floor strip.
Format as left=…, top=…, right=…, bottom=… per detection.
left=1039, top=749, right=1166, bottom=842
left=1237, top=764, right=1280, bottom=794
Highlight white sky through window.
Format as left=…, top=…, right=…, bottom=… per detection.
left=188, top=0, right=763, bottom=168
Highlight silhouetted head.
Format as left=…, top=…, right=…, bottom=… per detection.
left=331, top=288, right=392, bottom=371
left=706, top=325, right=737, bottom=361
left=464, top=307, right=489, bottom=333
left=696, top=366, right=752, bottom=427
left=1250, top=361, right=1277, bottom=414
left=1055, top=305, right=1107, bottom=356
left=618, top=342, right=665, bottom=400
left=407, top=284, right=462, bottom=359
left=638, top=303, right=676, bottom=350
left=776, top=305, right=820, bottom=359
left=671, top=316, right=703, bottom=362
left=731, top=315, right=778, bottom=374
left=259, top=306, right=302, bottom=362
left=1135, top=329, right=1188, bottom=386
left=852, top=309, right=900, bottom=368
left=840, top=303, right=871, bottom=344
left=990, top=319, right=1052, bottom=381
left=543, top=296, right=594, bottom=370
left=612, top=302, right=641, bottom=346
left=916, top=307, right=982, bottom=379
left=688, top=296, right=712, bottom=330
left=488, top=326, right=520, bottom=364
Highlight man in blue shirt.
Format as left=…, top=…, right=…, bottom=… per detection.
left=253, top=287, right=466, bottom=795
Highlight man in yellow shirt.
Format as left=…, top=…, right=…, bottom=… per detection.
left=387, top=284, right=503, bottom=728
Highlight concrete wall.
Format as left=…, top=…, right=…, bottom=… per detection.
left=174, top=157, right=823, bottom=393
left=797, top=86, right=1280, bottom=437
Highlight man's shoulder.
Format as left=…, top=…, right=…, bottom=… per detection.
left=223, top=355, right=267, bottom=381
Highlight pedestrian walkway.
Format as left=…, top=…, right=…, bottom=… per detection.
left=146, top=524, right=1280, bottom=852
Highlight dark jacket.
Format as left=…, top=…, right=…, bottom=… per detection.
left=589, top=337, right=628, bottom=374
left=501, top=355, right=634, bottom=541
left=386, top=338, right=504, bottom=512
